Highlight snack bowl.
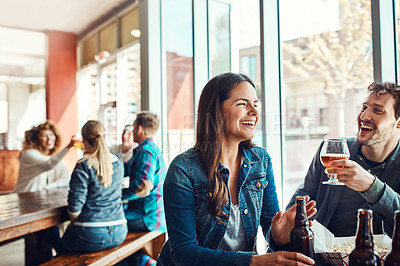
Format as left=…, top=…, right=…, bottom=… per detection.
left=315, top=235, right=391, bottom=265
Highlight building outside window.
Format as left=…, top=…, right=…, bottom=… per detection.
left=164, top=0, right=194, bottom=165
left=280, top=0, right=373, bottom=206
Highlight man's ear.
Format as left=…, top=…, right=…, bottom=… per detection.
left=138, top=125, right=145, bottom=136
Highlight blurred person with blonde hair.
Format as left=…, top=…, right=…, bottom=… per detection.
left=61, top=120, right=127, bottom=253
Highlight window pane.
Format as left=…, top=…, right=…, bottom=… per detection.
left=99, top=63, right=118, bottom=146
left=280, top=0, right=373, bottom=206
left=100, top=22, right=117, bottom=53
left=77, top=65, right=99, bottom=129
left=115, top=43, right=141, bottom=139
left=121, top=7, right=140, bottom=47
left=77, top=44, right=141, bottom=148
left=207, top=0, right=263, bottom=146
left=164, top=0, right=194, bottom=165
left=209, top=1, right=231, bottom=76
left=82, top=34, right=97, bottom=66
left=229, top=0, right=262, bottom=145
left=0, top=27, right=46, bottom=150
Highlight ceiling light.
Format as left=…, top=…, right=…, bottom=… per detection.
left=130, top=29, right=141, bottom=38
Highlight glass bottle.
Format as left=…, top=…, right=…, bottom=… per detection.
left=385, top=210, right=400, bottom=266
left=290, top=196, right=314, bottom=258
left=349, top=209, right=381, bottom=266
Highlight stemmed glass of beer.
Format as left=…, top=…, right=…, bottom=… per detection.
left=320, top=138, right=350, bottom=185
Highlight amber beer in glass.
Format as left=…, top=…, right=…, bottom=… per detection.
left=73, top=140, right=85, bottom=149
left=290, top=196, right=314, bottom=258
left=320, top=138, right=350, bottom=185
left=349, top=209, right=381, bottom=266
left=385, top=210, right=400, bottom=265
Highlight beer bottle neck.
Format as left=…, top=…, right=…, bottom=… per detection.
left=295, top=202, right=309, bottom=227
left=392, top=215, right=400, bottom=251
left=355, top=214, right=374, bottom=249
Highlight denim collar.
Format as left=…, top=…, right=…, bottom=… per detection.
left=240, top=144, right=262, bottom=165
left=218, top=144, right=262, bottom=174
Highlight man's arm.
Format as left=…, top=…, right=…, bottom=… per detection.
left=328, top=160, right=400, bottom=236
left=122, top=150, right=156, bottom=201
left=363, top=178, right=400, bottom=236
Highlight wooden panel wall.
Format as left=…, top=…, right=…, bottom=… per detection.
left=0, top=150, right=20, bottom=192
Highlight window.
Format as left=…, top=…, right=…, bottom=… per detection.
left=240, top=56, right=257, bottom=81
left=209, top=0, right=231, bottom=76
left=210, top=0, right=262, bottom=145
left=0, top=27, right=46, bottom=150
left=164, top=0, right=194, bottom=165
left=280, top=0, right=373, bottom=206
left=77, top=43, right=141, bottom=147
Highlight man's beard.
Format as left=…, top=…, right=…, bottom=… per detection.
left=357, top=126, right=395, bottom=146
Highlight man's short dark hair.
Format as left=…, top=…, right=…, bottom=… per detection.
left=135, top=111, right=159, bottom=137
left=368, top=82, right=400, bottom=119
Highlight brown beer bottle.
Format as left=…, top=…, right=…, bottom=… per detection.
left=385, top=210, right=400, bottom=266
left=349, top=209, right=381, bottom=266
left=290, top=196, right=314, bottom=258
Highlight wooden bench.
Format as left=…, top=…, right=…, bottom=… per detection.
left=41, top=231, right=166, bottom=266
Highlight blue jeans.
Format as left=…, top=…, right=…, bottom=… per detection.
left=61, top=223, right=128, bottom=253
left=127, top=217, right=148, bottom=232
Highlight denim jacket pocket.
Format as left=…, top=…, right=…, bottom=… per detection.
left=194, top=184, right=215, bottom=242
left=244, top=173, right=268, bottom=210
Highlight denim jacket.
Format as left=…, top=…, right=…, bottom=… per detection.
left=158, top=145, right=280, bottom=266
left=68, top=154, right=127, bottom=226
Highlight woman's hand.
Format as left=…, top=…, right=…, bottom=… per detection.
left=66, top=135, right=77, bottom=149
left=251, top=251, right=315, bottom=266
left=270, top=195, right=316, bottom=246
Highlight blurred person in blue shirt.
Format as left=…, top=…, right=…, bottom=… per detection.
left=122, top=111, right=166, bottom=233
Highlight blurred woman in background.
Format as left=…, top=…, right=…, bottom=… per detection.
left=109, top=124, right=136, bottom=162
left=14, top=120, right=75, bottom=265
left=61, top=120, right=127, bottom=253
left=14, top=120, right=74, bottom=193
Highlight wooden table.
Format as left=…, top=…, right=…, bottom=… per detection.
left=0, top=188, right=69, bottom=243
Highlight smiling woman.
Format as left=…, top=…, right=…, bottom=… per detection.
left=221, top=81, right=259, bottom=147
left=13, top=120, right=76, bottom=193
left=157, top=72, right=317, bottom=266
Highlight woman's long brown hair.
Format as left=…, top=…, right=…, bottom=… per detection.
left=194, top=72, right=255, bottom=221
